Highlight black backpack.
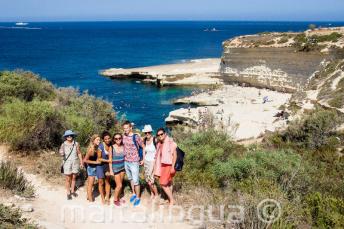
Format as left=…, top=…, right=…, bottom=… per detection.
left=175, top=147, right=185, bottom=171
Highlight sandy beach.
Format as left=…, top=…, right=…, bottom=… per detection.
left=166, top=85, right=292, bottom=141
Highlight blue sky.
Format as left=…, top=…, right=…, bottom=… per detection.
left=0, top=0, right=343, bottom=22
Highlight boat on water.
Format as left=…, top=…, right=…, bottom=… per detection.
left=15, top=22, right=28, bottom=26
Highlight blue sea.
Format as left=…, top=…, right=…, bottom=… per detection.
left=1, top=21, right=344, bottom=130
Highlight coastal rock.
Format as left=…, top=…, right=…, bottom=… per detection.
left=101, top=58, right=223, bottom=87
left=220, top=27, right=344, bottom=92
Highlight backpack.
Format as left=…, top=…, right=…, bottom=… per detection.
left=133, top=134, right=143, bottom=161
left=175, top=146, right=185, bottom=171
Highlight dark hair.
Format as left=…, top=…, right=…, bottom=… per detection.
left=101, top=131, right=112, bottom=140
left=156, top=127, right=166, bottom=134
left=122, top=121, right=132, bottom=127
left=113, top=133, right=123, bottom=145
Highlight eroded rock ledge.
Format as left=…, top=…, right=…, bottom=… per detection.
left=100, top=58, right=223, bottom=87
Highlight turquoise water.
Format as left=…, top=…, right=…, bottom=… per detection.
left=1, top=21, right=343, bottom=130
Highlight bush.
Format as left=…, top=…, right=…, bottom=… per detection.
left=56, top=88, right=118, bottom=145
left=0, top=70, right=55, bottom=102
left=306, top=192, right=344, bottom=228
left=0, top=204, right=37, bottom=228
left=0, top=161, right=35, bottom=198
left=280, top=109, right=341, bottom=150
left=0, top=99, right=64, bottom=150
left=0, top=71, right=118, bottom=150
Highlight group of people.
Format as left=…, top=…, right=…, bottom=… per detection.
left=59, top=121, right=178, bottom=207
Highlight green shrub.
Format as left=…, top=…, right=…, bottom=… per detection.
left=0, top=161, right=35, bottom=198
left=57, top=88, right=117, bottom=145
left=0, top=70, right=55, bottom=102
left=0, top=204, right=36, bottom=229
left=0, top=99, right=64, bottom=150
left=0, top=71, right=118, bottom=150
left=306, top=192, right=344, bottom=228
left=311, top=32, right=343, bottom=43
left=281, top=109, right=341, bottom=150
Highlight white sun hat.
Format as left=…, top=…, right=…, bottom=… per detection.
left=142, top=125, right=153, bottom=133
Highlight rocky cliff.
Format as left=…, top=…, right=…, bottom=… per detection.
left=220, top=27, right=344, bottom=93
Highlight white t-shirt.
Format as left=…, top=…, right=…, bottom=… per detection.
left=144, top=140, right=156, bottom=162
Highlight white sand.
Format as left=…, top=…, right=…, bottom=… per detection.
left=166, top=85, right=292, bottom=141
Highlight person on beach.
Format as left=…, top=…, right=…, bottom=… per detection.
left=142, top=125, right=158, bottom=200
left=109, top=133, right=126, bottom=206
left=83, top=134, right=102, bottom=202
left=154, top=128, right=177, bottom=205
left=122, top=121, right=145, bottom=206
left=98, top=131, right=113, bottom=204
left=59, top=130, right=84, bottom=200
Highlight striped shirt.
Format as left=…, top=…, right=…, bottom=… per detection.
left=112, top=146, right=125, bottom=173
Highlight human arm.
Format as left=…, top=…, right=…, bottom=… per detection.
left=59, top=143, right=65, bottom=157
left=171, top=144, right=177, bottom=174
left=76, top=143, right=84, bottom=169
left=109, top=147, right=114, bottom=176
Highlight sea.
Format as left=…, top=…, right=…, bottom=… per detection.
left=1, top=21, right=344, bottom=130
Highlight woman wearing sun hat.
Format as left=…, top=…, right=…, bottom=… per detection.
left=142, top=125, right=159, bottom=200
left=59, top=130, right=84, bottom=200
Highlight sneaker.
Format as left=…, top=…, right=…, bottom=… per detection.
left=71, top=192, right=78, bottom=198
left=114, top=200, right=121, bottom=207
left=129, top=194, right=137, bottom=203
left=67, top=194, right=72, bottom=200
left=133, top=198, right=141, bottom=207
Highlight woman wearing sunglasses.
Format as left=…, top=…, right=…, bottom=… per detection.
left=109, top=133, right=126, bottom=206
left=142, top=125, right=159, bottom=200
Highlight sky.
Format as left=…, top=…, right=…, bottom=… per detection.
left=0, top=0, right=343, bottom=22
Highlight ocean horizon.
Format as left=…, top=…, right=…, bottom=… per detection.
left=1, top=21, right=344, bottom=130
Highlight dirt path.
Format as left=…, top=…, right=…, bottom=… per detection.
left=0, top=145, right=194, bottom=229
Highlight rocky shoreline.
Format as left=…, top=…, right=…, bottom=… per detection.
left=101, top=26, right=344, bottom=141
left=100, top=58, right=223, bottom=87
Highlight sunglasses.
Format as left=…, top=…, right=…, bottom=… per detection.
left=66, top=135, right=73, bottom=138
left=157, top=133, right=164, bottom=137
left=145, top=132, right=152, bottom=135
left=114, top=138, right=122, bottom=140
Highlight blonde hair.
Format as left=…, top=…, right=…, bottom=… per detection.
left=87, top=134, right=100, bottom=154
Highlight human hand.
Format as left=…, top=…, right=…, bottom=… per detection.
left=80, top=162, right=84, bottom=169
left=170, top=167, right=176, bottom=175
left=139, top=160, right=144, bottom=166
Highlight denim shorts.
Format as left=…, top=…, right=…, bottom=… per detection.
left=87, top=166, right=97, bottom=177
left=124, top=161, right=140, bottom=185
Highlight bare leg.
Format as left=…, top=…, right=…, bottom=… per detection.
left=114, top=173, right=124, bottom=201
left=134, top=184, right=141, bottom=198
left=148, top=182, right=158, bottom=198
left=98, top=178, right=105, bottom=204
left=71, top=174, right=77, bottom=193
left=105, top=175, right=111, bottom=204
left=87, top=176, right=95, bottom=202
left=162, top=185, right=174, bottom=205
left=65, top=175, right=71, bottom=194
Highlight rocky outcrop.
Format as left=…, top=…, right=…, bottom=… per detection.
left=101, top=58, right=223, bottom=87
left=220, top=27, right=344, bottom=93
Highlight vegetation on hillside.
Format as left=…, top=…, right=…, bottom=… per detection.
left=0, top=70, right=118, bottom=150
left=173, top=108, right=344, bottom=228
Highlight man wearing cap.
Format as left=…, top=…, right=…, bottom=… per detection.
left=59, top=130, right=84, bottom=200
